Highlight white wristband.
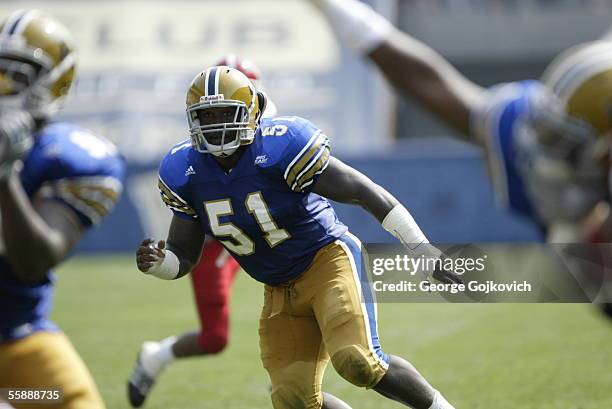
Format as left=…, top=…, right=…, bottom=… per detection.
left=382, top=204, right=428, bottom=248
left=382, top=204, right=442, bottom=260
left=146, top=249, right=180, bottom=280
left=428, top=390, right=455, bottom=409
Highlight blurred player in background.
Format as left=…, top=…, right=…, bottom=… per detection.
left=311, top=0, right=612, bottom=313
left=127, top=55, right=277, bottom=408
left=0, top=10, right=125, bottom=409
left=311, top=0, right=612, bottom=243
left=134, top=66, right=460, bottom=409
left=216, top=54, right=279, bottom=118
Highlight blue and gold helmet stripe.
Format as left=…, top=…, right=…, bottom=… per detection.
left=205, top=66, right=220, bottom=96
left=2, top=9, right=28, bottom=36
left=11, top=10, right=39, bottom=36
left=552, top=56, right=612, bottom=102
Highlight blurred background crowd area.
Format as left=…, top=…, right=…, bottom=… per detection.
left=3, top=0, right=611, bottom=247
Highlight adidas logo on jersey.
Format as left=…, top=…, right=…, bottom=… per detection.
left=254, top=155, right=268, bottom=165
left=185, top=166, right=196, bottom=176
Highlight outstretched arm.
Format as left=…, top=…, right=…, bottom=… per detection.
left=369, top=32, right=486, bottom=140
left=313, top=157, right=462, bottom=284
left=313, top=157, right=429, bottom=250
left=313, top=156, right=398, bottom=223
left=311, top=0, right=486, bottom=143
left=136, top=215, right=204, bottom=280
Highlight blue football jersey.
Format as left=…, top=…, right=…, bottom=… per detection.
left=0, top=122, right=125, bottom=342
left=471, top=80, right=546, bottom=222
left=158, top=116, right=348, bottom=286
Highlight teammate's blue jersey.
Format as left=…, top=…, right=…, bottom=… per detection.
left=0, top=122, right=125, bottom=342
left=472, top=80, right=546, bottom=224
left=159, top=116, right=348, bottom=286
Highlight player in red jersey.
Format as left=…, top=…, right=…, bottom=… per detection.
left=127, top=55, right=276, bottom=408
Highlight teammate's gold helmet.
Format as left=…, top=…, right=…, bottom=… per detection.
left=186, top=66, right=266, bottom=157
left=0, top=10, right=76, bottom=118
left=542, top=41, right=612, bottom=141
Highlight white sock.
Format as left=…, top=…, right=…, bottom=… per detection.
left=429, top=390, right=455, bottom=409
left=312, top=0, right=392, bottom=55
left=140, top=336, right=177, bottom=377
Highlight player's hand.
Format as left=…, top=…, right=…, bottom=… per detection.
left=432, top=261, right=464, bottom=285
left=410, top=244, right=463, bottom=285
left=136, top=239, right=166, bottom=273
left=0, top=109, right=35, bottom=179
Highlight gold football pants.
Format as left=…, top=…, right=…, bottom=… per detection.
left=259, top=233, right=389, bottom=409
left=0, top=331, right=105, bottom=409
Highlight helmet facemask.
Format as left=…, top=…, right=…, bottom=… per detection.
left=0, top=50, right=46, bottom=113
left=187, top=97, right=255, bottom=157
left=522, top=88, right=601, bottom=169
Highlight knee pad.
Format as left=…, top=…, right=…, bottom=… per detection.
left=270, top=383, right=321, bottom=409
left=330, top=345, right=381, bottom=388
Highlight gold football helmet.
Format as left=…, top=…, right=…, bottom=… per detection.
left=0, top=9, right=76, bottom=118
left=543, top=41, right=612, bottom=136
left=513, top=41, right=612, bottom=175
left=186, top=66, right=266, bottom=157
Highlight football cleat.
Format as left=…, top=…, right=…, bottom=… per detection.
left=127, top=342, right=160, bottom=408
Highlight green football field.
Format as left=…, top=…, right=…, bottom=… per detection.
left=53, top=255, right=612, bottom=409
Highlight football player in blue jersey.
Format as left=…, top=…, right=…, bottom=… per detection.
left=311, top=0, right=612, bottom=244
left=135, top=66, right=461, bottom=409
left=0, top=10, right=125, bottom=409
left=127, top=55, right=277, bottom=408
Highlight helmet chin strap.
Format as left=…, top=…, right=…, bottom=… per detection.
left=211, top=150, right=233, bottom=158
left=207, top=141, right=239, bottom=157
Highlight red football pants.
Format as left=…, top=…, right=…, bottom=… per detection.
left=190, top=239, right=240, bottom=354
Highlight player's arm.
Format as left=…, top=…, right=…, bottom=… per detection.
left=313, top=157, right=461, bottom=284
left=311, top=0, right=486, bottom=143
left=313, top=157, right=397, bottom=223
left=0, top=110, right=85, bottom=283
left=313, top=156, right=422, bottom=239
left=0, top=172, right=84, bottom=283
left=284, top=120, right=432, bottom=245
left=370, top=31, right=486, bottom=140
left=136, top=214, right=204, bottom=280
left=141, top=157, right=204, bottom=280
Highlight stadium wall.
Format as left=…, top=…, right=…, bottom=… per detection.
left=76, top=137, right=542, bottom=254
